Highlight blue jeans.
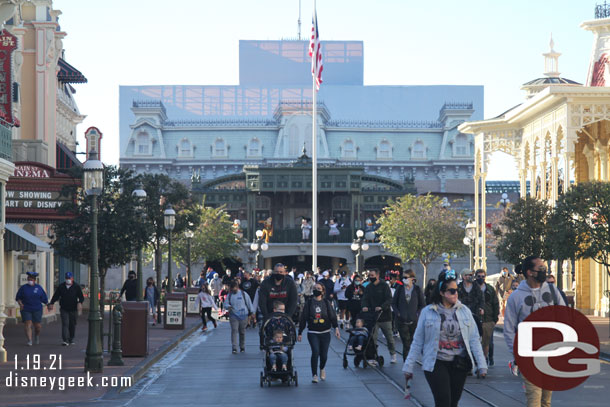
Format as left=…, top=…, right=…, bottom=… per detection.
left=269, top=352, right=288, bottom=368
left=307, top=332, right=331, bottom=376
left=348, top=334, right=367, bottom=348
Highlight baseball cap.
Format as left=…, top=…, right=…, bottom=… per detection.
left=26, top=271, right=38, bottom=278
left=65, top=272, right=74, bottom=279
left=322, top=271, right=329, bottom=276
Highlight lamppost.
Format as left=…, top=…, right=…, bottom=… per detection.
left=164, top=205, right=176, bottom=294
left=351, top=229, right=369, bottom=275
left=184, top=228, right=194, bottom=287
left=83, top=138, right=104, bottom=373
left=132, top=183, right=147, bottom=301
left=463, top=220, right=476, bottom=271
left=500, top=192, right=510, bottom=211
left=250, top=230, right=268, bottom=270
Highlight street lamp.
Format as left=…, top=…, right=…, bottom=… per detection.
left=500, top=193, right=510, bottom=210
left=464, top=220, right=476, bottom=270
left=441, top=197, right=451, bottom=209
left=132, top=183, right=147, bottom=301
left=83, top=139, right=104, bottom=373
left=250, top=229, right=268, bottom=269
left=164, top=204, right=176, bottom=294
left=184, top=228, right=194, bottom=287
left=351, top=229, right=369, bottom=275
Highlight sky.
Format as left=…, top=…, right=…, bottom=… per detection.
left=53, top=0, right=596, bottom=180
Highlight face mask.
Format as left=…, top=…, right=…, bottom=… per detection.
left=273, top=274, right=284, bottom=282
left=402, top=279, right=411, bottom=286
left=65, top=279, right=73, bottom=286
left=464, top=276, right=472, bottom=282
left=213, top=275, right=218, bottom=279
left=313, top=289, right=322, bottom=297
left=476, top=277, right=485, bottom=284
left=534, top=270, right=547, bottom=283
left=147, top=281, right=153, bottom=286
left=354, top=281, right=361, bottom=286
left=28, top=280, right=34, bottom=286
left=369, top=277, right=377, bottom=283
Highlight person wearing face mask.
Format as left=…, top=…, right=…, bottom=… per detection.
left=226, top=280, right=255, bottom=353
left=16, top=272, right=49, bottom=346
left=474, top=269, right=499, bottom=367
left=345, top=274, right=364, bottom=328
left=258, top=263, right=298, bottom=320
left=504, top=256, right=564, bottom=407
left=120, top=271, right=138, bottom=301
left=403, top=270, right=487, bottom=407
left=361, top=269, right=397, bottom=364
left=210, top=272, right=223, bottom=305
left=333, top=270, right=352, bottom=329
left=144, top=277, right=160, bottom=325
left=495, top=267, right=513, bottom=317
left=392, top=269, right=425, bottom=361
left=457, top=269, right=484, bottom=336
left=48, top=272, right=84, bottom=346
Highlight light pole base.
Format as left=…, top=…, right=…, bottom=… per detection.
left=84, top=355, right=104, bottom=373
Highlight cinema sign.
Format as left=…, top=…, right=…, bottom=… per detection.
left=5, top=162, right=79, bottom=222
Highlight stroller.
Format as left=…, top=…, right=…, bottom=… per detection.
left=260, top=312, right=299, bottom=387
left=343, top=310, right=385, bottom=369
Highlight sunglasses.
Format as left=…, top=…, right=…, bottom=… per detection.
left=444, top=288, right=458, bottom=295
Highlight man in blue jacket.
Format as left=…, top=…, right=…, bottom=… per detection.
left=15, top=271, right=49, bottom=346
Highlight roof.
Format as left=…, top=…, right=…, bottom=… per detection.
left=56, top=142, right=82, bottom=172
left=521, top=77, right=581, bottom=86
left=57, top=58, right=87, bottom=84
left=5, top=224, right=52, bottom=252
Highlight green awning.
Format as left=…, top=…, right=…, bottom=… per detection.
left=4, top=224, right=52, bottom=252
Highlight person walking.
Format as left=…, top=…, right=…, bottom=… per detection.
left=392, top=269, right=425, bottom=361
left=495, top=267, right=513, bottom=317
left=474, top=269, right=499, bottom=366
left=361, top=269, right=397, bottom=364
left=504, top=256, right=565, bottom=407
left=195, top=271, right=207, bottom=288
left=144, top=277, right=160, bottom=325
left=48, top=272, right=84, bottom=345
left=120, top=271, right=138, bottom=301
left=240, top=269, right=259, bottom=303
left=298, top=282, right=340, bottom=383
left=403, top=270, right=487, bottom=407
left=546, top=274, right=569, bottom=305
left=258, top=263, right=298, bottom=319
left=226, top=280, right=255, bottom=353
left=174, top=273, right=185, bottom=289
left=210, top=273, right=223, bottom=305
left=333, top=270, right=351, bottom=328
left=319, top=271, right=335, bottom=302
left=457, top=269, right=484, bottom=335
left=300, top=270, right=316, bottom=302
left=424, top=279, right=437, bottom=305
left=345, top=274, right=364, bottom=328
left=196, top=283, right=218, bottom=331
left=15, top=272, right=49, bottom=346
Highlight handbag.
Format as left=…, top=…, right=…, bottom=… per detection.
left=453, top=355, right=473, bottom=372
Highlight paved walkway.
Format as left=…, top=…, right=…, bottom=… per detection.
left=0, top=307, right=200, bottom=407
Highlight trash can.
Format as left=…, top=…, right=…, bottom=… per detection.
left=186, top=288, right=200, bottom=316
left=165, top=292, right=186, bottom=330
left=121, top=301, right=149, bottom=356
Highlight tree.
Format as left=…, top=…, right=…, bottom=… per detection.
left=52, top=166, right=149, bottom=315
left=173, top=203, right=241, bottom=275
left=492, top=196, right=553, bottom=266
left=377, top=194, right=466, bottom=283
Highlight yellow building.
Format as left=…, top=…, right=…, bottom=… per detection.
left=459, top=11, right=610, bottom=316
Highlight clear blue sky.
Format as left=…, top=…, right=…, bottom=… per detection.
left=54, top=0, right=596, bottom=180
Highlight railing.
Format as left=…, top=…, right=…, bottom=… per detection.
left=0, top=122, right=12, bottom=161
left=269, top=227, right=355, bottom=244
left=596, top=1, right=610, bottom=19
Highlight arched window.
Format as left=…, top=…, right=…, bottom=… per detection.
left=213, top=138, right=227, bottom=157
left=377, top=139, right=392, bottom=159
left=179, top=138, right=192, bottom=157
left=412, top=140, right=426, bottom=159
left=453, top=134, right=468, bottom=157
left=342, top=139, right=356, bottom=159
left=136, top=132, right=151, bottom=155
left=247, top=138, right=262, bottom=157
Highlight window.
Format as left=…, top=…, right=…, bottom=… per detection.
left=377, top=139, right=392, bottom=159
left=342, top=139, right=356, bottom=159
left=453, top=134, right=468, bottom=157
left=412, top=140, right=426, bottom=159
left=247, top=138, right=262, bottom=157
left=213, top=138, right=227, bottom=157
left=136, top=132, right=151, bottom=155
left=179, top=138, right=192, bottom=157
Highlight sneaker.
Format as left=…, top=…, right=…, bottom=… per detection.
left=34, top=335, right=39, bottom=345
left=62, top=341, right=69, bottom=346
left=391, top=354, right=397, bottom=364
left=320, top=369, right=326, bottom=381
left=201, top=327, right=207, bottom=332
left=69, top=341, right=75, bottom=346
left=240, top=348, right=245, bottom=353
left=355, top=345, right=362, bottom=351
left=509, top=360, right=519, bottom=376
left=367, top=359, right=378, bottom=367
left=232, top=349, right=237, bottom=354
left=282, top=365, right=287, bottom=371
left=489, top=358, right=495, bottom=367
left=213, top=320, right=218, bottom=328
left=312, top=375, right=319, bottom=383
left=393, top=331, right=399, bottom=337
left=27, top=340, right=32, bottom=346
left=347, top=345, right=353, bottom=351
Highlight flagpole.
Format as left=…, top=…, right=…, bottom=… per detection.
left=311, top=0, right=318, bottom=275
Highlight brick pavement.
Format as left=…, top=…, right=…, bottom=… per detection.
left=0, top=307, right=203, bottom=407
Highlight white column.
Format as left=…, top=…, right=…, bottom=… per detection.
left=551, top=157, right=559, bottom=204
left=529, top=166, right=537, bottom=198
left=474, top=172, right=480, bottom=269
left=540, top=161, right=547, bottom=200
left=480, top=171, right=488, bottom=271
left=564, top=153, right=573, bottom=189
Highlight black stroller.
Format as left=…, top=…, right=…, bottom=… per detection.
left=260, top=312, right=298, bottom=387
left=343, top=310, right=385, bottom=369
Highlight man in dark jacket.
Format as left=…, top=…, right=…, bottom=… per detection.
left=319, top=271, right=335, bottom=301
left=240, top=270, right=259, bottom=302
left=475, top=269, right=499, bottom=362
left=120, top=271, right=138, bottom=301
left=457, top=269, right=484, bottom=332
left=392, top=269, right=425, bottom=361
left=49, top=272, right=84, bottom=345
left=361, top=269, right=397, bottom=364
left=258, top=263, right=298, bottom=319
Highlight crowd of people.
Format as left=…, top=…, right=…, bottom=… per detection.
left=16, top=257, right=570, bottom=407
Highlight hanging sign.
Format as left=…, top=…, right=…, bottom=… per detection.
left=0, top=29, right=18, bottom=125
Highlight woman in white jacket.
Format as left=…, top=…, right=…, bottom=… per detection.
left=196, top=283, right=218, bottom=331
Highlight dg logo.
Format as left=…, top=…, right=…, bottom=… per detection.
left=515, top=306, right=601, bottom=391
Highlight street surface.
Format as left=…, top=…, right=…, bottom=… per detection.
left=78, top=318, right=609, bottom=407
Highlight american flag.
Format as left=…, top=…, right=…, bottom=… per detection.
left=309, top=8, right=323, bottom=90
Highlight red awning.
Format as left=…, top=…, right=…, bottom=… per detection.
left=57, top=58, right=87, bottom=84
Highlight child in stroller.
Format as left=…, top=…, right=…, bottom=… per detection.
left=260, top=312, right=298, bottom=387
left=343, top=311, right=385, bottom=368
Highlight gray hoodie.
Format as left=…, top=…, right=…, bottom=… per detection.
left=503, top=280, right=565, bottom=358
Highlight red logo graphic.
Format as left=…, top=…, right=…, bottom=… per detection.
left=514, top=306, right=600, bottom=391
